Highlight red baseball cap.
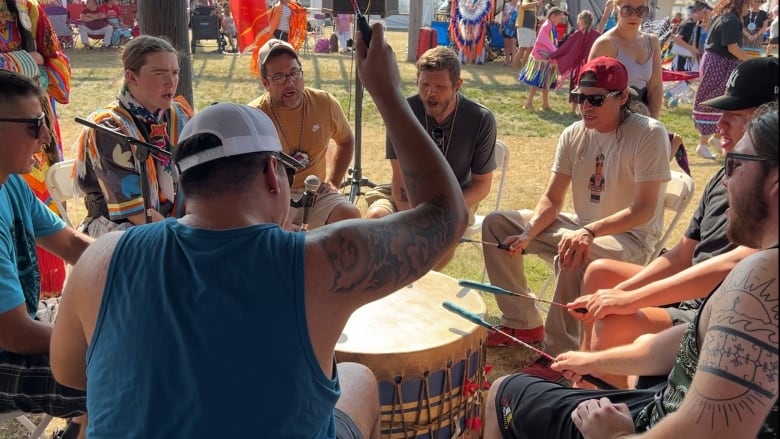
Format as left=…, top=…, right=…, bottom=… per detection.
left=574, top=57, right=629, bottom=91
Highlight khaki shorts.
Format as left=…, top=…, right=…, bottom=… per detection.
left=288, top=189, right=354, bottom=229
left=364, top=184, right=477, bottom=225
left=517, top=27, right=536, bottom=48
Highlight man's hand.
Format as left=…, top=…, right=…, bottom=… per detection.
left=571, top=397, right=636, bottom=439
left=550, top=350, right=599, bottom=383
left=502, top=230, right=533, bottom=257
left=558, top=228, right=593, bottom=270
left=319, top=181, right=339, bottom=194
left=567, top=289, right=636, bottom=323
left=355, top=24, right=401, bottom=104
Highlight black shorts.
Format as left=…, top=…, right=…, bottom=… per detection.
left=334, top=408, right=363, bottom=439
left=494, top=374, right=660, bottom=439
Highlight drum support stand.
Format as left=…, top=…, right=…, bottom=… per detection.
left=341, top=55, right=376, bottom=204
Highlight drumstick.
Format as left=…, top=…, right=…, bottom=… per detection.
left=442, top=301, right=617, bottom=391
left=459, top=237, right=512, bottom=250
left=459, top=280, right=587, bottom=314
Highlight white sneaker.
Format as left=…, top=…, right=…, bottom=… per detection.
left=708, top=136, right=723, bottom=156
left=696, top=144, right=716, bottom=160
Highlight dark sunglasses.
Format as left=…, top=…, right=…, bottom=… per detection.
left=619, top=5, right=650, bottom=17
left=264, top=152, right=298, bottom=187
left=725, top=152, right=770, bottom=178
left=570, top=90, right=622, bottom=107
left=0, top=113, right=46, bottom=139
left=430, top=127, right=444, bottom=147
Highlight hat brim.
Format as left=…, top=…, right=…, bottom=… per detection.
left=699, top=94, right=756, bottom=111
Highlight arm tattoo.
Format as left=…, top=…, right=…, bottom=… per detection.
left=684, top=263, right=779, bottom=430
left=318, top=193, right=458, bottom=294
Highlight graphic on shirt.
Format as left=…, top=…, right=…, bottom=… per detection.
left=112, top=144, right=133, bottom=169
left=501, top=397, right=514, bottom=430
left=312, top=124, right=320, bottom=132
left=121, top=174, right=142, bottom=198
left=12, top=218, right=40, bottom=315
left=588, top=153, right=606, bottom=203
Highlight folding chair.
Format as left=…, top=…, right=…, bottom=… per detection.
left=0, top=411, right=53, bottom=438
left=535, top=169, right=696, bottom=297
left=463, top=140, right=509, bottom=281
left=43, top=5, right=75, bottom=48
left=45, top=160, right=77, bottom=229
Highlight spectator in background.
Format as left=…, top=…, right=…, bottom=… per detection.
left=334, top=13, right=353, bottom=53
left=692, top=0, right=750, bottom=160
left=513, top=0, right=542, bottom=69
left=501, top=0, right=520, bottom=66
left=589, top=0, right=664, bottom=119
left=78, top=0, right=114, bottom=50
left=549, top=9, right=600, bottom=114
left=669, top=1, right=712, bottom=72
left=596, top=0, right=617, bottom=32
left=99, top=0, right=132, bottom=47
left=742, top=0, right=769, bottom=57
left=221, top=6, right=238, bottom=53
left=519, top=7, right=568, bottom=111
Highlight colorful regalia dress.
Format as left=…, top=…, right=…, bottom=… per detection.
left=1, top=0, right=71, bottom=298
left=450, top=0, right=494, bottom=64
left=519, top=18, right=559, bottom=89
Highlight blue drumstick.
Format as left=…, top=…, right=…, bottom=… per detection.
left=441, top=301, right=616, bottom=390
left=459, top=280, right=588, bottom=314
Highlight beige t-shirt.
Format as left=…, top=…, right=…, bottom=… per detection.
left=552, top=112, right=671, bottom=248
left=249, top=88, right=352, bottom=190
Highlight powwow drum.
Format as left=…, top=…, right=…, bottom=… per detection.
left=336, top=271, right=488, bottom=438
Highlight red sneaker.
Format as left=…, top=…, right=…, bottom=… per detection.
left=486, top=325, right=545, bottom=347
left=518, top=357, right=567, bottom=385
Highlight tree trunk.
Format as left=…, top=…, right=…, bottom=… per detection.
left=136, top=0, right=194, bottom=106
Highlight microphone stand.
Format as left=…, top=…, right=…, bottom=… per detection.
left=340, top=23, right=376, bottom=204
left=75, top=117, right=172, bottom=225
left=290, top=175, right=320, bottom=232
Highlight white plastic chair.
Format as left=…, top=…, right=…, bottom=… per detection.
left=463, top=140, right=509, bottom=280
left=536, top=169, right=696, bottom=297
left=45, top=160, right=77, bottom=229
left=0, top=411, right=53, bottom=438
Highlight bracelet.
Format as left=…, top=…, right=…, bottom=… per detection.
left=582, top=226, right=596, bottom=238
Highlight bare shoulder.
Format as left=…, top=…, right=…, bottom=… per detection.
left=590, top=35, right=616, bottom=57
left=67, top=231, right=124, bottom=297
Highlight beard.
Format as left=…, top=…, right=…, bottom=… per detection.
left=727, top=183, right=769, bottom=248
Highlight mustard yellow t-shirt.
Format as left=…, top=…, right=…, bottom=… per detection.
left=248, top=88, right=351, bottom=189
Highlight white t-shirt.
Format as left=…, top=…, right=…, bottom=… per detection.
left=279, top=4, right=291, bottom=32
left=552, top=112, right=671, bottom=248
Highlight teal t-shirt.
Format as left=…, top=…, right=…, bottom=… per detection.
left=0, top=175, right=65, bottom=317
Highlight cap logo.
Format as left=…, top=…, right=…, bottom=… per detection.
left=726, top=70, right=739, bottom=90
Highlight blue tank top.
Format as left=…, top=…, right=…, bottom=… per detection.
left=85, top=219, right=340, bottom=438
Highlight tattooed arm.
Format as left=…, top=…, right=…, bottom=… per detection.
left=302, top=24, right=468, bottom=372
left=646, top=249, right=779, bottom=438
left=574, top=249, right=779, bottom=439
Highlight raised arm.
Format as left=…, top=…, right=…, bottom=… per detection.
left=304, top=24, right=468, bottom=311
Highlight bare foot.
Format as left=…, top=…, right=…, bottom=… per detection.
left=542, top=106, right=553, bottom=111
left=523, top=104, right=535, bottom=111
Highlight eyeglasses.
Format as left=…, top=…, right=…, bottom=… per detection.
left=725, top=152, right=770, bottom=178
left=570, top=90, right=623, bottom=106
left=619, top=5, right=650, bottom=17
left=0, top=113, right=46, bottom=139
left=266, top=70, right=304, bottom=86
left=430, top=127, right=444, bottom=148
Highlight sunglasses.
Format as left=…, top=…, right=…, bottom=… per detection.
left=0, top=113, right=46, bottom=139
left=264, top=152, right=298, bottom=187
left=430, top=127, right=444, bottom=148
left=619, top=5, right=650, bottom=17
left=570, top=90, right=623, bottom=106
left=725, top=152, right=770, bottom=178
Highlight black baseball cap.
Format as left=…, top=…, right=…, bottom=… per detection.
left=700, top=57, right=779, bottom=110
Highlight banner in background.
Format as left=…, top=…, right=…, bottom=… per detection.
left=230, top=0, right=271, bottom=52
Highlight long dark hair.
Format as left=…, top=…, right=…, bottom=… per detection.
left=712, top=0, right=746, bottom=18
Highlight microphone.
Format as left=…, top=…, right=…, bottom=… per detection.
left=300, top=175, right=320, bottom=232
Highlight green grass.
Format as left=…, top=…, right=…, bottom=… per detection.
left=53, top=30, right=723, bottom=336
left=1, top=29, right=727, bottom=436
